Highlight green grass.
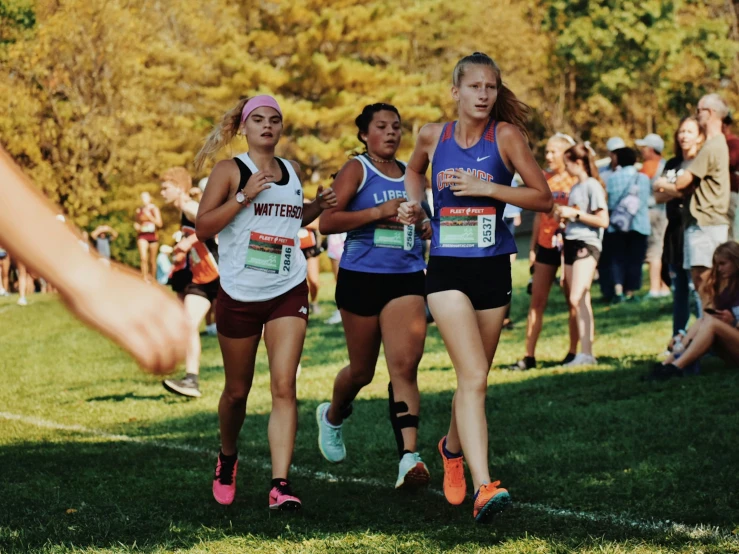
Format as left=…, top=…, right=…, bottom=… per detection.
left=0, top=257, right=738, bottom=553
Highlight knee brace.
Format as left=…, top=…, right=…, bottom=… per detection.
left=388, top=382, right=419, bottom=457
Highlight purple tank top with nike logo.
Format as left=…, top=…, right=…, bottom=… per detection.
left=430, top=119, right=517, bottom=258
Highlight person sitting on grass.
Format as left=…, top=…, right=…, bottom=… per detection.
left=647, top=241, right=739, bottom=380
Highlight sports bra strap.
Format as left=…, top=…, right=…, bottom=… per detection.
left=234, top=157, right=252, bottom=193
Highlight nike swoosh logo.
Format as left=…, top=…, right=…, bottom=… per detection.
left=477, top=156, right=490, bottom=162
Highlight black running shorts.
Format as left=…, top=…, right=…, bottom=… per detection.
left=425, top=255, right=512, bottom=310
left=184, top=278, right=220, bottom=302
left=535, top=244, right=562, bottom=267
left=563, top=239, right=601, bottom=265
left=335, top=268, right=425, bottom=317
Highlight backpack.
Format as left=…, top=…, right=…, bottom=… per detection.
left=610, top=175, right=641, bottom=232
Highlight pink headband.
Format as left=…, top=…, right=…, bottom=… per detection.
left=241, top=95, right=282, bottom=123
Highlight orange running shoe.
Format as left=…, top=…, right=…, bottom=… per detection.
left=473, top=480, right=511, bottom=523
left=438, top=436, right=466, bottom=505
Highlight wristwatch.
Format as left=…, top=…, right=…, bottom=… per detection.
left=575, top=211, right=581, bottom=221
left=235, top=191, right=249, bottom=205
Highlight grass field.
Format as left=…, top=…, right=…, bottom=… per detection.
left=1, top=258, right=738, bottom=553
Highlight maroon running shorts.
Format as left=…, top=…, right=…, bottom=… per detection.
left=216, top=281, right=309, bottom=339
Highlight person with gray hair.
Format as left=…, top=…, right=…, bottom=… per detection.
left=656, top=93, right=731, bottom=306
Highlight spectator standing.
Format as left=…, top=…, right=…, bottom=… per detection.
left=598, top=137, right=626, bottom=183
left=602, top=147, right=652, bottom=302
left=636, top=133, right=670, bottom=297
left=667, top=94, right=731, bottom=306
left=597, top=137, right=626, bottom=300
left=90, top=225, right=118, bottom=260
left=654, top=116, right=705, bottom=335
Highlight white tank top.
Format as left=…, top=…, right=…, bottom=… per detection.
left=218, top=152, right=307, bottom=302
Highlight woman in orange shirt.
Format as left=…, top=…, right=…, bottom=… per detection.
left=511, top=133, right=579, bottom=370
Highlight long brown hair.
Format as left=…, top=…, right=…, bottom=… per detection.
left=564, top=143, right=605, bottom=188
left=452, top=52, right=530, bottom=140
left=672, top=116, right=704, bottom=162
left=702, top=241, right=739, bottom=307
left=194, top=97, right=250, bottom=172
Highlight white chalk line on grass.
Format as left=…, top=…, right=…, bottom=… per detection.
left=1, top=411, right=735, bottom=543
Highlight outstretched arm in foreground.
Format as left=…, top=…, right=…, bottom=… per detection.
left=0, top=146, right=190, bottom=373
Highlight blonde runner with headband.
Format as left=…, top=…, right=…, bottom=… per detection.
left=194, top=94, right=337, bottom=512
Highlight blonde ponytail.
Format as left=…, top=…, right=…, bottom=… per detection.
left=195, top=98, right=249, bottom=172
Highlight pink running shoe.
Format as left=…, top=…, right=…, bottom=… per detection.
left=212, top=453, right=238, bottom=505
left=269, top=480, right=302, bottom=511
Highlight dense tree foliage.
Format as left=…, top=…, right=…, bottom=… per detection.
left=1, top=0, right=736, bottom=264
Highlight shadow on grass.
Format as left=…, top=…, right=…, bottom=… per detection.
left=1, top=360, right=737, bottom=552
left=86, top=392, right=169, bottom=402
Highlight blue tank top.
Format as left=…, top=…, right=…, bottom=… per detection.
left=340, top=155, right=426, bottom=274
left=430, top=119, right=517, bottom=258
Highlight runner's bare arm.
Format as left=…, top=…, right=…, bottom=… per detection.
left=0, top=146, right=190, bottom=374
left=404, top=124, right=441, bottom=203
left=491, top=123, right=553, bottom=212
left=319, top=160, right=399, bottom=234
left=151, top=205, right=163, bottom=228
left=195, top=159, right=245, bottom=241
left=399, top=124, right=442, bottom=225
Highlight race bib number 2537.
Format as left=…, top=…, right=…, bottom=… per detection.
left=439, top=207, right=496, bottom=248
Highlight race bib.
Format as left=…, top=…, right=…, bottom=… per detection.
left=245, top=232, right=296, bottom=275
left=439, top=207, right=496, bottom=248
left=374, top=218, right=414, bottom=250
left=141, top=222, right=156, bottom=233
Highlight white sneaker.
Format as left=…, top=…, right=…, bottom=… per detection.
left=310, top=303, right=322, bottom=315
left=395, top=452, right=430, bottom=490
left=565, top=353, right=597, bottom=366
left=326, top=310, right=342, bottom=325
left=316, top=402, right=346, bottom=463
left=205, top=323, right=218, bottom=336
left=17, top=297, right=28, bottom=306
left=0, top=287, right=8, bottom=297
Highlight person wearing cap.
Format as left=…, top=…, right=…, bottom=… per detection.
left=637, top=133, right=670, bottom=298
left=602, top=146, right=652, bottom=302
left=156, top=244, right=174, bottom=285
left=655, top=93, right=731, bottom=306
left=597, top=136, right=626, bottom=300
left=722, top=113, right=739, bottom=240
left=599, top=137, right=626, bottom=183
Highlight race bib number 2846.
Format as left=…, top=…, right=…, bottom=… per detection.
left=245, top=232, right=296, bottom=275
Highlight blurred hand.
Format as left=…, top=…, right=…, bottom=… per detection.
left=557, top=205, right=578, bottom=221
left=316, top=185, right=337, bottom=209
left=416, top=219, right=432, bottom=240
left=398, top=200, right=422, bottom=225
left=63, top=266, right=190, bottom=374
left=443, top=170, right=493, bottom=197
left=243, top=170, right=274, bottom=204
left=709, top=309, right=735, bottom=326
left=379, top=197, right=406, bottom=219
